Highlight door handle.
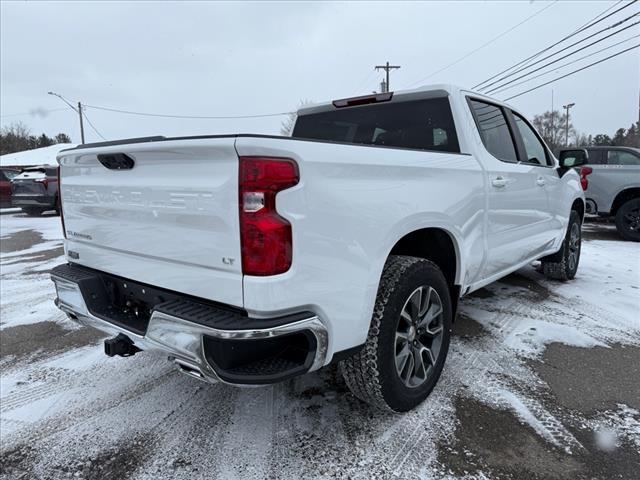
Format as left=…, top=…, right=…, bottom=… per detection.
left=492, top=176, right=507, bottom=188
left=536, top=177, right=546, bottom=187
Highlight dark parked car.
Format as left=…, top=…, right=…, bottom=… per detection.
left=1, top=167, right=20, bottom=208
left=11, top=166, right=59, bottom=216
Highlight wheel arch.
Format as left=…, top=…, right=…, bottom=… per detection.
left=610, top=188, right=640, bottom=216
left=387, top=227, right=461, bottom=317
left=571, top=197, right=585, bottom=221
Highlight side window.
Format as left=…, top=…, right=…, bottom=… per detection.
left=585, top=150, right=605, bottom=165
left=469, top=99, right=517, bottom=162
left=607, top=150, right=640, bottom=165
left=512, top=112, right=550, bottom=166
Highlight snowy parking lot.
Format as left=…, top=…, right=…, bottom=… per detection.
left=1, top=210, right=639, bottom=480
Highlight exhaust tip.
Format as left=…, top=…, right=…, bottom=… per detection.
left=172, top=357, right=208, bottom=382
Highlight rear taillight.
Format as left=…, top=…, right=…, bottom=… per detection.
left=58, top=166, right=66, bottom=239
left=35, top=178, right=49, bottom=189
left=239, top=156, right=299, bottom=276
left=579, top=166, right=593, bottom=191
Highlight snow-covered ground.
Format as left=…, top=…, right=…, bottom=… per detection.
left=1, top=211, right=639, bottom=479
left=0, top=144, right=75, bottom=168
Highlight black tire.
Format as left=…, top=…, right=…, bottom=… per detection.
left=542, top=210, right=581, bottom=281
left=22, top=207, right=43, bottom=217
left=615, top=198, right=640, bottom=242
left=340, top=255, right=452, bottom=412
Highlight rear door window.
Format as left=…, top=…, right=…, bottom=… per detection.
left=468, top=99, right=518, bottom=162
left=2, top=170, right=18, bottom=181
left=292, top=97, right=460, bottom=153
left=607, top=150, right=640, bottom=165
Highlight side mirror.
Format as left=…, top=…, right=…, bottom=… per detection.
left=559, top=149, right=589, bottom=168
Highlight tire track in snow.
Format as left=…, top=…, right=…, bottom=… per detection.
left=214, top=386, right=276, bottom=479
left=1, top=354, right=176, bottom=446
left=384, top=298, right=529, bottom=476
left=454, top=298, right=584, bottom=454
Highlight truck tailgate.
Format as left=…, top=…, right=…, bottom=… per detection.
left=58, top=138, right=243, bottom=307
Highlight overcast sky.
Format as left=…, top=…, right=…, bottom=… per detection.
left=1, top=0, right=638, bottom=144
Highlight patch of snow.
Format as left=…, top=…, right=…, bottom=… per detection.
left=0, top=272, right=65, bottom=328
left=0, top=143, right=76, bottom=167
left=0, top=212, right=63, bottom=241
left=0, top=213, right=638, bottom=479
left=588, top=404, right=640, bottom=451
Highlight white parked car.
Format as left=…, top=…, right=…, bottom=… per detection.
left=51, top=85, right=585, bottom=411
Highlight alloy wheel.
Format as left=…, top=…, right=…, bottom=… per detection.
left=395, top=286, right=444, bottom=388
left=623, top=206, right=640, bottom=233
left=568, top=222, right=581, bottom=271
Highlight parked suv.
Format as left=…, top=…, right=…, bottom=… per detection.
left=11, top=166, right=59, bottom=216
left=560, top=146, right=640, bottom=241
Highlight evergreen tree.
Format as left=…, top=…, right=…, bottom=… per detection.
left=592, top=134, right=612, bottom=146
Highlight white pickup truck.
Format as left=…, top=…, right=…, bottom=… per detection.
left=51, top=85, right=585, bottom=411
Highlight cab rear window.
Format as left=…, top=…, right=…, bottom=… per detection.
left=292, top=97, right=460, bottom=153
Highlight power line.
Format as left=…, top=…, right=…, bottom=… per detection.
left=473, top=0, right=638, bottom=89
left=484, top=22, right=640, bottom=94
left=489, top=34, right=640, bottom=95
left=84, top=104, right=293, bottom=119
left=502, top=43, right=639, bottom=101
left=475, top=0, right=635, bottom=89
left=81, top=111, right=107, bottom=141
left=352, top=69, right=377, bottom=95
left=479, top=11, right=639, bottom=92
left=47, top=92, right=85, bottom=143
left=0, top=108, right=67, bottom=118
left=573, top=0, right=624, bottom=28
left=404, top=0, right=559, bottom=89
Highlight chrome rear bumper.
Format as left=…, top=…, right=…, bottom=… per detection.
left=51, top=268, right=328, bottom=386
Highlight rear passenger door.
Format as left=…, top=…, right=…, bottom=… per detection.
left=468, top=98, right=553, bottom=280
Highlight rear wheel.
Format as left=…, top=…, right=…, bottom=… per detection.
left=542, top=210, right=581, bottom=281
left=22, top=207, right=43, bottom=216
left=615, top=198, right=640, bottom=242
left=340, top=255, right=452, bottom=412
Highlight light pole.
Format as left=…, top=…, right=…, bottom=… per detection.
left=48, top=91, right=85, bottom=144
left=562, top=102, right=575, bottom=147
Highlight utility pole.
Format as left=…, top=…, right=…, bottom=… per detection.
left=375, top=61, right=401, bottom=93
left=77, top=102, right=85, bottom=144
left=563, top=103, right=575, bottom=147
left=47, top=91, right=85, bottom=144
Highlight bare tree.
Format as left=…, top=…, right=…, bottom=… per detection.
left=1, top=121, right=72, bottom=155
left=532, top=110, right=574, bottom=152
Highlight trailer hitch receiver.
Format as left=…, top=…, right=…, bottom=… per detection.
left=104, top=333, right=140, bottom=357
